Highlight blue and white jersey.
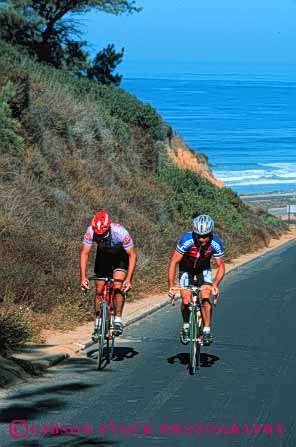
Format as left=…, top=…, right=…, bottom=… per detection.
left=176, top=232, right=224, bottom=273
left=176, top=233, right=224, bottom=259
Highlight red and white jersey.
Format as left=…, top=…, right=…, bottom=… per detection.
left=83, top=223, right=134, bottom=250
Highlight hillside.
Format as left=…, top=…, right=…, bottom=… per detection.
left=0, top=40, right=287, bottom=347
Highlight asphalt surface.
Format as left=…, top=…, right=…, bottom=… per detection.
left=1, top=240, right=296, bottom=447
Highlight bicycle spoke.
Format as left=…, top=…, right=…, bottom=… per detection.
left=196, top=313, right=202, bottom=369
left=105, top=309, right=113, bottom=364
left=96, top=303, right=107, bottom=370
left=189, top=311, right=197, bottom=375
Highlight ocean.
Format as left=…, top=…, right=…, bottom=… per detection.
left=122, top=62, right=296, bottom=195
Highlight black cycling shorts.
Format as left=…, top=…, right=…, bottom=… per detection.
left=94, top=249, right=129, bottom=277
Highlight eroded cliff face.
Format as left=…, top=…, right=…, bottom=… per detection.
left=166, top=135, right=224, bottom=188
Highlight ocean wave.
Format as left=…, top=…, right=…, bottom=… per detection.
left=225, top=179, right=296, bottom=187
left=214, top=164, right=296, bottom=186
left=260, top=162, right=296, bottom=169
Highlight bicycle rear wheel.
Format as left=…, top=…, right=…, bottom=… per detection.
left=189, top=310, right=198, bottom=375
left=96, top=302, right=107, bottom=370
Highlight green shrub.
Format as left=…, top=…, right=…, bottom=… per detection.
left=0, top=81, right=23, bottom=153
left=0, top=305, right=34, bottom=356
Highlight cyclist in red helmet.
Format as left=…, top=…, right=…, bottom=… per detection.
left=80, top=210, right=137, bottom=337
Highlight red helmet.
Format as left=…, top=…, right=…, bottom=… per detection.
left=91, top=210, right=111, bottom=235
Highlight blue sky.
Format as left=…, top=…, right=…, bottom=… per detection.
left=80, top=0, right=296, bottom=68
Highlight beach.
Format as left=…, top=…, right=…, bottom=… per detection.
left=240, top=191, right=296, bottom=221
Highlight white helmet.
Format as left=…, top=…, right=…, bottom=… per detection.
left=192, top=214, right=214, bottom=235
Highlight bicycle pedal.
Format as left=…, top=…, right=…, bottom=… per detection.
left=198, top=336, right=204, bottom=346
left=113, top=330, right=123, bottom=337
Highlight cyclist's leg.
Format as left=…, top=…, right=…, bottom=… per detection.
left=112, top=250, right=129, bottom=334
left=93, top=251, right=112, bottom=338
left=200, top=287, right=212, bottom=326
left=113, top=269, right=126, bottom=317
left=94, top=281, right=105, bottom=315
left=112, top=249, right=129, bottom=315
left=199, top=269, right=214, bottom=344
left=179, top=271, right=193, bottom=344
left=112, top=269, right=126, bottom=335
left=199, top=269, right=213, bottom=325
left=179, top=271, right=193, bottom=322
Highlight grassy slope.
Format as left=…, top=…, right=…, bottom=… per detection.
left=0, top=41, right=287, bottom=340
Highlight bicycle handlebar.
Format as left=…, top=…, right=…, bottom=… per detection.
left=169, top=285, right=217, bottom=306
left=81, top=276, right=125, bottom=295
left=174, top=286, right=203, bottom=293
left=88, top=276, right=124, bottom=283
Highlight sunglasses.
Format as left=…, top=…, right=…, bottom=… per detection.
left=196, top=233, right=212, bottom=239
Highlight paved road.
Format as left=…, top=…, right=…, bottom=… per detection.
left=1, top=240, right=296, bottom=447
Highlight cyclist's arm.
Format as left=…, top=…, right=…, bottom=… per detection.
left=124, top=246, right=137, bottom=285
left=80, top=244, right=92, bottom=287
left=168, top=250, right=183, bottom=289
left=212, top=257, right=225, bottom=293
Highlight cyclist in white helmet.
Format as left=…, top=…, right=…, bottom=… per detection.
left=168, top=214, right=225, bottom=345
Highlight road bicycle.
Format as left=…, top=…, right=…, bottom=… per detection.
left=173, top=285, right=213, bottom=375
left=85, top=275, right=124, bottom=370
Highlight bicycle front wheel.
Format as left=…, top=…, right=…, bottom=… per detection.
left=189, top=310, right=198, bottom=375
left=105, top=311, right=114, bottom=363
left=195, top=310, right=202, bottom=369
left=96, top=302, right=107, bottom=370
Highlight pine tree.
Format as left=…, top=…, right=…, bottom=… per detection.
left=0, top=1, right=141, bottom=83
left=87, top=44, right=124, bottom=85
